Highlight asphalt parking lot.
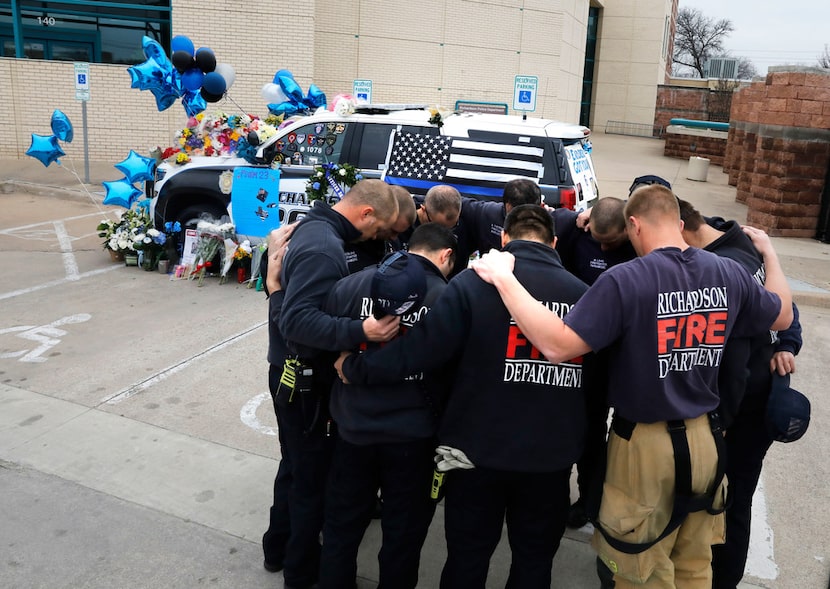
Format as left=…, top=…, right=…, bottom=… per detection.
left=1, top=132, right=829, bottom=588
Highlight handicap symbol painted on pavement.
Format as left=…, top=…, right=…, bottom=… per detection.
left=0, top=313, right=91, bottom=363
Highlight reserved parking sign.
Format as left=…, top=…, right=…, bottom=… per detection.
left=513, top=75, right=537, bottom=112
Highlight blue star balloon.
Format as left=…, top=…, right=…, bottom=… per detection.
left=50, top=110, right=74, bottom=143
left=115, top=150, right=156, bottom=184
left=142, top=35, right=170, bottom=68
left=127, top=57, right=167, bottom=91
left=103, top=177, right=143, bottom=209
left=182, top=89, right=206, bottom=117
left=149, top=86, right=178, bottom=111
left=26, top=133, right=65, bottom=167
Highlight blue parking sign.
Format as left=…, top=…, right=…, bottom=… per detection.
left=518, top=90, right=531, bottom=104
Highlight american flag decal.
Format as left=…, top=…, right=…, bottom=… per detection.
left=382, top=132, right=545, bottom=198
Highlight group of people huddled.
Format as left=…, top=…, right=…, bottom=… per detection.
left=259, top=174, right=801, bottom=589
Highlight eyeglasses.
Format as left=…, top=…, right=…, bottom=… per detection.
left=423, top=204, right=460, bottom=229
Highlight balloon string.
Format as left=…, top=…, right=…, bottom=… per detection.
left=57, top=156, right=106, bottom=212
left=224, top=93, right=249, bottom=115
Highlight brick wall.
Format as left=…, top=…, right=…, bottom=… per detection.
left=725, top=67, right=830, bottom=238
left=663, top=128, right=727, bottom=165
left=653, top=84, right=735, bottom=136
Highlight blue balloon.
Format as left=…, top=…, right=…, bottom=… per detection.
left=277, top=73, right=304, bottom=103
left=26, top=133, right=65, bottom=167
left=274, top=69, right=295, bottom=83
left=182, top=89, right=207, bottom=117
left=128, top=57, right=166, bottom=91
left=306, top=85, right=327, bottom=110
left=267, top=102, right=301, bottom=117
left=50, top=110, right=74, bottom=143
left=181, top=68, right=204, bottom=91
left=103, top=178, right=142, bottom=209
left=171, top=35, right=195, bottom=56
left=142, top=36, right=169, bottom=67
left=115, top=150, right=156, bottom=184
left=166, top=69, right=184, bottom=96
left=202, top=71, right=226, bottom=96
left=149, top=86, right=178, bottom=111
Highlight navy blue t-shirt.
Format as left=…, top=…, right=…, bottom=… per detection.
left=563, top=246, right=782, bottom=423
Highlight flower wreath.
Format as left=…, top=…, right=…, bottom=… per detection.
left=306, top=162, right=362, bottom=202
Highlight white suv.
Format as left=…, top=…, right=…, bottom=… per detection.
left=149, top=106, right=599, bottom=231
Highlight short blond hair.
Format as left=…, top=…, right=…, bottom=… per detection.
left=624, top=184, right=679, bottom=227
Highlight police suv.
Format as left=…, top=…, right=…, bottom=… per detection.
left=149, top=105, right=599, bottom=231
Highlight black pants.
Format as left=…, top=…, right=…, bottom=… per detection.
left=577, top=351, right=610, bottom=505
left=712, top=392, right=773, bottom=589
left=440, top=466, right=571, bottom=589
left=319, top=435, right=436, bottom=589
left=262, top=365, right=292, bottom=567
left=263, top=363, right=333, bottom=587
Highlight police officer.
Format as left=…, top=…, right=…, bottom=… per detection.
left=269, top=179, right=401, bottom=589
left=320, top=224, right=457, bottom=589
left=472, top=185, right=793, bottom=588
left=337, top=205, right=591, bottom=588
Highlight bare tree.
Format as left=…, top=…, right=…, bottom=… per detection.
left=673, top=7, right=734, bottom=78
left=736, top=56, right=758, bottom=80
left=818, top=45, right=830, bottom=68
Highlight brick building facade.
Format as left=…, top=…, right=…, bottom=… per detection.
left=3, top=0, right=678, bottom=163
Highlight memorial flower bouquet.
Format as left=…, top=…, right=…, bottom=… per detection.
left=306, top=162, right=361, bottom=202
left=190, top=218, right=236, bottom=285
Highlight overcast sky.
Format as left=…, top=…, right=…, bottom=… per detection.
left=682, top=0, right=829, bottom=74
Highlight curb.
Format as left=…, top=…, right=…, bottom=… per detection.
left=792, top=291, right=830, bottom=310
left=1, top=180, right=105, bottom=205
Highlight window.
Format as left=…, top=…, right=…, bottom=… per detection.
left=0, top=0, right=171, bottom=64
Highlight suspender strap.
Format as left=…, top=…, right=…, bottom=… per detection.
left=594, top=412, right=726, bottom=555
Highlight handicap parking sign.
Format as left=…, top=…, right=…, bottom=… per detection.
left=513, top=75, right=537, bottom=112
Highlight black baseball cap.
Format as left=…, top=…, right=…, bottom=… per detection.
left=371, top=251, right=427, bottom=317
left=765, top=373, right=810, bottom=443
left=628, top=175, right=672, bottom=195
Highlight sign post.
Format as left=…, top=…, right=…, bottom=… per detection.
left=512, top=75, right=538, bottom=119
left=74, top=62, right=91, bottom=183
left=352, top=79, right=373, bottom=104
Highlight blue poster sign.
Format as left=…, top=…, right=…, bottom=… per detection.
left=230, top=167, right=282, bottom=236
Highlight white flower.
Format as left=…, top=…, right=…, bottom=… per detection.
left=218, top=170, right=234, bottom=194
left=143, top=236, right=152, bottom=244
left=339, top=168, right=346, bottom=177
left=135, top=233, right=146, bottom=242
left=147, top=228, right=160, bottom=237
left=334, top=96, right=355, bottom=117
